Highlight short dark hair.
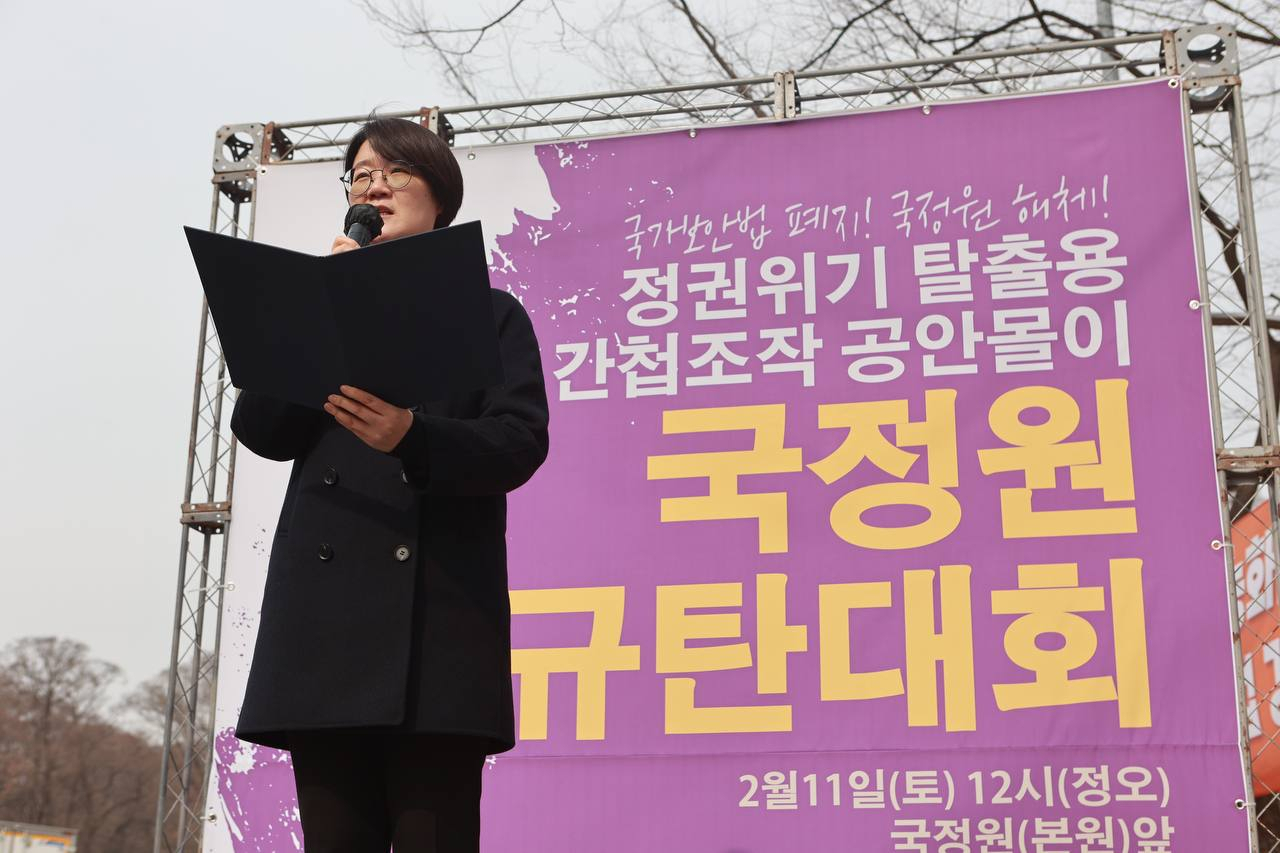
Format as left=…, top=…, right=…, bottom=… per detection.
left=343, top=117, right=464, bottom=229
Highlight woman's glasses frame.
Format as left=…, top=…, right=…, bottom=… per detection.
left=339, top=161, right=425, bottom=198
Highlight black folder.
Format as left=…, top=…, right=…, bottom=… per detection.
left=184, top=220, right=505, bottom=410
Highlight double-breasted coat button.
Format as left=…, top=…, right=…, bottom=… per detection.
left=400, top=469, right=409, bottom=484
left=394, top=545, right=411, bottom=562
left=318, top=543, right=334, bottom=561
left=323, top=467, right=339, bottom=486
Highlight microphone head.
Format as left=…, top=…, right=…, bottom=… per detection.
left=344, top=203, right=385, bottom=241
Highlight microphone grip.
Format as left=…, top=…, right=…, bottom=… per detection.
left=346, top=222, right=375, bottom=248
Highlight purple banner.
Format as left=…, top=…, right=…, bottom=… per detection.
left=486, top=80, right=1248, bottom=851
left=213, top=80, right=1249, bottom=852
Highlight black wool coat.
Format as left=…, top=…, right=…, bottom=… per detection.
left=230, top=288, right=549, bottom=754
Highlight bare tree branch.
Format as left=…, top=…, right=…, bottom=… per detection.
left=1207, top=0, right=1280, bottom=44
left=666, top=0, right=769, bottom=117
left=799, top=0, right=898, bottom=72
left=0, top=637, right=160, bottom=851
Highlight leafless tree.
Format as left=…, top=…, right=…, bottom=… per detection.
left=359, top=1, right=1277, bottom=230
left=0, top=637, right=121, bottom=825
left=0, top=637, right=162, bottom=852
left=354, top=1, right=1278, bottom=116
left=118, top=659, right=214, bottom=747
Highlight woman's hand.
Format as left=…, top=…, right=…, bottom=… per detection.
left=330, top=235, right=360, bottom=255
left=324, top=385, right=413, bottom=452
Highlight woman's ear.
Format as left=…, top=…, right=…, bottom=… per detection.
left=430, top=190, right=444, bottom=230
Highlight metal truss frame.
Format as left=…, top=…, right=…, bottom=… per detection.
left=156, top=24, right=1276, bottom=851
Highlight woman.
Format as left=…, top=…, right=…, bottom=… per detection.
left=229, top=116, right=550, bottom=853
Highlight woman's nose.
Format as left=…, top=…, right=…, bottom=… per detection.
left=365, top=174, right=392, bottom=197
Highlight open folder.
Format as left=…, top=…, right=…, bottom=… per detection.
left=184, top=220, right=505, bottom=411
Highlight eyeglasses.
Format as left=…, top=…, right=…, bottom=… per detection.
left=339, top=161, right=422, bottom=197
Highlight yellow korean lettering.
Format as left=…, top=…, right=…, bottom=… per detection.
left=648, top=404, right=803, bottom=553
left=510, top=586, right=642, bottom=741
left=991, top=563, right=1115, bottom=710
left=979, top=384, right=1137, bottom=538
left=903, top=565, right=976, bottom=731
left=657, top=580, right=792, bottom=734
left=828, top=482, right=962, bottom=550
left=1110, top=558, right=1151, bottom=727
left=756, top=573, right=809, bottom=695
left=818, top=581, right=904, bottom=701
left=656, top=582, right=751, bottom=673
left=1069, top=379, right=1135, bottom=501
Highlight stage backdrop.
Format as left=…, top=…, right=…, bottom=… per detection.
left=203, top=79, right=1250, bottom=852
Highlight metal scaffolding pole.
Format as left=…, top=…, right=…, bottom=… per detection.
left=152, top=161, right=253, bottom=852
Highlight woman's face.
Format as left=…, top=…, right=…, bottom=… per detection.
left=348, top=140, right=442, bottom=243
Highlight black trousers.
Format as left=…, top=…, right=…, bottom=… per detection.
left=289, top=730, right=488, bottom=853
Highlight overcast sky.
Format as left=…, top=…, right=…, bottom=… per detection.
left=0, top=1, right=561, bottom=690
left=2, top=1, right=1276, bottom=698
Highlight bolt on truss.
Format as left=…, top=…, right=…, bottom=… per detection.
left=157, top=24, right=1278, bottom=851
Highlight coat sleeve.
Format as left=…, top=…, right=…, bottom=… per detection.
left=230, top=391, right=327, bottom=462
left=390, top=291, right=550, bottom=496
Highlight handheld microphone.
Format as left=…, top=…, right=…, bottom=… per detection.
left=344, top=204, right=385, bottom=248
